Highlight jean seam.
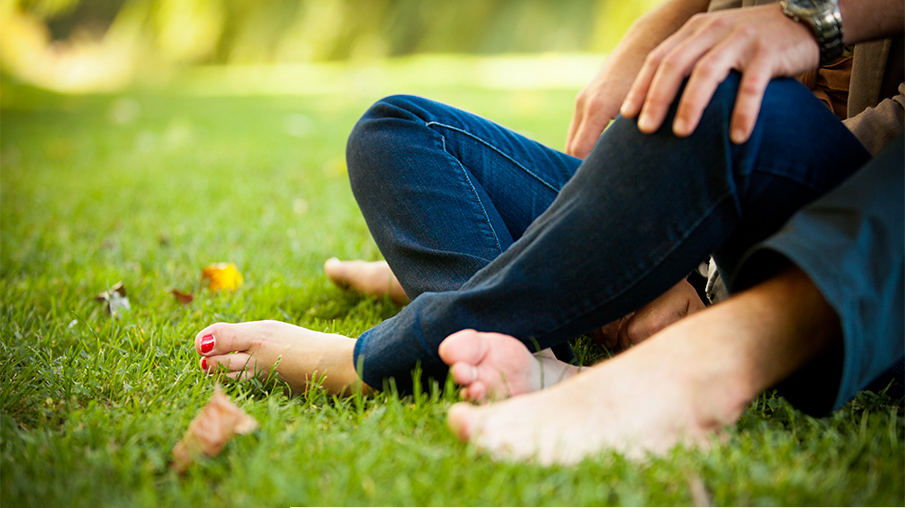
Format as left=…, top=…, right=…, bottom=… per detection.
left=425, top=121, right=561, bottom=194
left=436, top=134, right=505, bottom=255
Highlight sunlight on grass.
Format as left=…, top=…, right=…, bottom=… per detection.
left=1, top=55, right=903, bottom=507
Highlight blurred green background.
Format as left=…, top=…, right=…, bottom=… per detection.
left=1, top=0, right=666, bottom=93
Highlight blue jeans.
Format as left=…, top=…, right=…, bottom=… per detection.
left=346, top=73, right=871, bottom=394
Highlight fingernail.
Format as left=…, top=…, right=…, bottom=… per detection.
left=731, top=128, right=747, bottom=144
left=201, top=357, right=208, bottom=370
left=638, top=113, right=654, bottom=133
left=200, top=334, right=214, bottom=354
left=673, top=118, right=688, bottom=136
left=620, top=99, right=635, bottom=116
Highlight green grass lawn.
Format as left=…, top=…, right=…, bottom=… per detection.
left=2, top=56, right=903, bottom=507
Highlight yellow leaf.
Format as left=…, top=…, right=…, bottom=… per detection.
left=201, top=263, right=243, bottom=291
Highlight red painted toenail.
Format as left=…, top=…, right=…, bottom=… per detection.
left=200, top=334, right=214, bottom=354
left=201, top=357, right=208, bottom=370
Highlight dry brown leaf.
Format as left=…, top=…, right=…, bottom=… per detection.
left=170, top=288, right=194, bottom=305
left=171, top=386, right=258, bottom=473
left=95, top=281, right=130, bottom=316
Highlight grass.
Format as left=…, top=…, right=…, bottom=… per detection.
left=2, top=56, right=903, bottom=507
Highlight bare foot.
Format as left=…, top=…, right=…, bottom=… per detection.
left=446, top=266, right=843, bottom=465
left=591, top=279, right=706, bottom=352
left=446, top=320, right=748, bottom=465
left=324, top=258, right=410, bottom=305
left=438, top=329, right=579, bottom=402
left=194, top=320, right=366, bottom=396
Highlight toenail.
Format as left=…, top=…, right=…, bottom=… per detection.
left=200, top=334, right=215, bottom=354
left=201, top=357, right=208, bottom=370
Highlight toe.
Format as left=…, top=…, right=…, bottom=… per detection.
left=202, top=353, right=256, bottom=374
left=463, top=381, right=487, bottom=403
left=194, top=322, right=260, bottom=356
left=438, top=329, right=488, bottom=366
left=450, top=361, right=478, bottom=385
left=323, top=258, right=346, bottom=285
left=447, top=402, right=478, bottom=441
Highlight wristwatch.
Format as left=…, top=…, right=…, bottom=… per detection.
left=779, top=0, right=845, bottom=65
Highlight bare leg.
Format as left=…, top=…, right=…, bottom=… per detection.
left=438, top=330, right=579, bottom=402
left=447, top=266, right=842, bottom=465
left=194, top=320, right=367, bottom=396
left=324, top=258, right=410, bottom=304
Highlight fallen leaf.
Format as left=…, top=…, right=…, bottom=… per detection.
left=170, top=288, right=194, bottom=305
left=201, top=263, right=243, bottom=291
left=95, top=281, right=131, bottom=316
left=171, top=385, right=258, bottom=474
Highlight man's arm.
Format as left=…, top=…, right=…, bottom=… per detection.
left=565, top=0, right=711, bottom=158
left=620, top=0, right=905, bottom=144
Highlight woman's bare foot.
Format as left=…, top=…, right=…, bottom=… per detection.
left=438, top=330, right=579, bottom=402
left=324, top=258, right=410, bottom=305
left=446, top=266, right=843, bottom=465
left=194, top=320, right=366, bottom=396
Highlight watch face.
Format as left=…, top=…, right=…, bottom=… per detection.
left=789, top=0, right=832, bottom=15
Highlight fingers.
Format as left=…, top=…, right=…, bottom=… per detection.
left=728, top=64, right=771, bottom=143
left=566, top=99, right=620, bottom=159
left=619, top=17, right=695, bottom=124
left=620, top=6, right=804, bottom=143
left=624, top=14, right=732, bottom=135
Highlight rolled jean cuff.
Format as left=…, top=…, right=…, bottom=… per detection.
left=729, top=134, right=905, bottom=415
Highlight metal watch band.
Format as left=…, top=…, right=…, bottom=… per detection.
left=780, top=0, right=845, bottom=65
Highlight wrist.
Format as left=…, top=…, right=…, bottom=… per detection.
left=780, top=0, right=845, bottom=65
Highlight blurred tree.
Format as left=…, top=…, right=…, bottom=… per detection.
left=2, top=0, right=666, bottom=90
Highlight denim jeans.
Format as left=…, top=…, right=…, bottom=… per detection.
left=346, top=73, right=871, bottom=394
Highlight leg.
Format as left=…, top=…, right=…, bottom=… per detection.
left=195, top=96, right=580, bottom=393
left=447, top=265, right=843, bottom=464
left=346, top=95, right=581, bottom=298
left=353, top=74, right=871, bottom=394
left=448, top=133, right=905, bottom=462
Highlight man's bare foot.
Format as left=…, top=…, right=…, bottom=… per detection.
left=445, top=319, right=750, bottom=465
left=194, top=320, right=366, bottom=396
left=438, top=330, right=579, bottom=402
left=446, top=266, right=843, bottom=465
left=324, top=258, right=410, bottom=305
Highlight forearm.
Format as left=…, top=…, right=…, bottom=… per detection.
left=840, top=0, right=905, bottom=44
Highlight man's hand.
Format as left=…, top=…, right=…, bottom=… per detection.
left=619, top=4, right=819, bottom=144
left=592, top=279, right=706, bottom=352
left=565, top=0, right=711, bottom=158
